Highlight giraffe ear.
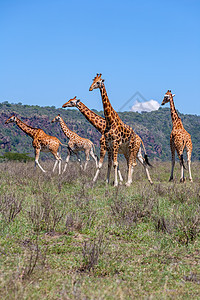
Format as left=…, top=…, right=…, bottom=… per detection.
left=172, top=94, right=175, bottom=97
left=102, top=79, right=105, bottom=82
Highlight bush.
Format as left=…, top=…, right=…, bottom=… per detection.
left=2, top=152, right=34, bottom=162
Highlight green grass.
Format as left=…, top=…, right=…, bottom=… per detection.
left=0, top=160, right=200, bottom=299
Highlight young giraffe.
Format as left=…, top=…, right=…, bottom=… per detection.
left=62, top=96, right=123, bottom=182
left=51, top=114, right=98, bottom=172
left=5, top=115, right=66, bottom=174
left=161, top=90, right=193, bottom=182
left=89, top=74, right=153, bottom=187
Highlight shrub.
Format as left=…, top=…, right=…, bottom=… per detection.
left=2, top=152, right=34, bottom=162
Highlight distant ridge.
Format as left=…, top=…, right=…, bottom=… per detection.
left=0, top=102, right=199, bottom=161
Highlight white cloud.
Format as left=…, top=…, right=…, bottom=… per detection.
left=130, top=100, right=160, bottom=112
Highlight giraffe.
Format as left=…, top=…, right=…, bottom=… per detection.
left=62, top=96, right=123, bottom=182
left=89, top=73, right=153, bottom=187
left=51, top=114, right=98, bottom=172
left=5, top=115, right=66, bottom=174
left=161, top=90, right=193, bottom=182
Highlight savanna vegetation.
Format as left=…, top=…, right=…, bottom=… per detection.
left=0, top=160, right=200, bottom=299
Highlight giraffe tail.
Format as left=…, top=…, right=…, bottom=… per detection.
left=180, top=154, right=187, bottom=170
left=141, top=140, right=153, bottom=167
left=180, top=139, right=187, bottom=169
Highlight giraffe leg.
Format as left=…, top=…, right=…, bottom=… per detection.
left=117, top=165, right=123, bottom=183
left=84, top=160, right=88, bottom=170
left=106, top=151, right=113, bottom=184
left=52, top=151, right=62, bottom=175
left=58, top=149, right=62, bottom=175
left=186, top=142, right=193, bottom=182
left=125, top=144, right=138, bottom=187
left=90, top=147, right=98, bottom=168
left=53, top=159, right=62, bottom=175
left=187, top=159, right=193, bottom=182
left=35, top=148, right=46, bottom=173
left=126, top=162, right=133, bottom=187
left=125, top=151, right=133, bottom=187
left=112, top=143, right=120, bottom=187
left=52, top=160, right=58, bottom=173
left=180, top=163, right=185, bottom=183
left=169, top=140, right=175, bottom=182
left=58, top=159, right=61, bottom=175
left=84, top=151, right=90, bottom=171
left=119, top=153, right=131, bottom=184
left=178, top=152, right=185, bottom=183
left=75, top=152, right=83, bottom=170
left=93, top=140, right=106, bottom=182
left=63, top=151, right=71, bottom=173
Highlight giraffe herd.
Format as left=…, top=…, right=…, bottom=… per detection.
left=5, top=74, right=193, bottom=185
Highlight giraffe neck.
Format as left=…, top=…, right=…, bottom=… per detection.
left=58, top=117, right=75, bottom=139
left=99, top=83, right=120, bottom=126
left=77, top=101, right=106, bottom=134
left=169, top=98, right=183, bottom=127
left=16, top=118, right=38, bottom=138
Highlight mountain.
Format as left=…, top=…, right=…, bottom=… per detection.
left=0, top=101, right=199, bottom=161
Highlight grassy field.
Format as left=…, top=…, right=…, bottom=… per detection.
left=0, top=160, right=200, bottom=299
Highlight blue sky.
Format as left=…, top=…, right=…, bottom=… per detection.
left=0, top=0, right=199, bottom=115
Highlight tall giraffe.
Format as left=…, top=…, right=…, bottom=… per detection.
left=5, top=115, right=66, bottom=174
left=51, top=114, right=98, bottom=172
left=161, top=90, right=193, bottom=182
left=89, top=74, right=153, bottom=186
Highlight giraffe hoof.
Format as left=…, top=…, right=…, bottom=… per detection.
left=180, top=178, right=186, bottom=183
left=189, top=178, right=193, bottom=183
left=125, top=182, right=131, bottom=187
left=169, top=178, right=173, bottom=182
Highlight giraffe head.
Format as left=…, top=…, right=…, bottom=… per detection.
left=161, top=90, right=175, bottom=105
left=51, top=114, right=62, bottom=123
left=62, top=96, right=80, bottom=108
left=89, top=73, right=104, bottom=91
left=5, top=115, right=17, bottom=124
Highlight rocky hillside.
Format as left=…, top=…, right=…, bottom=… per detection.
left=0, top=101, right=199, bottom=161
